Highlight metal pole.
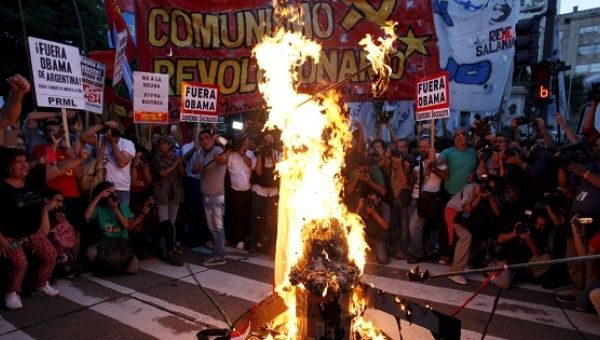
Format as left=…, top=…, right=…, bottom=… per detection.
left=70, top=0, right=87, bottom=53
left=409, top=254, right=600, bottom=281
left=17, top=0, right=37, bottom=110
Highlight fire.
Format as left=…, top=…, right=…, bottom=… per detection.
left=359, top=21, right=398, bottom=97
left=252, top=5, right=396, bottom=339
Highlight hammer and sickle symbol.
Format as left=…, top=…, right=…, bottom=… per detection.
left=339, top=0, right=397, bottom=31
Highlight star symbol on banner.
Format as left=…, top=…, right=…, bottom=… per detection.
left=397, top=27, right=431, bottom=58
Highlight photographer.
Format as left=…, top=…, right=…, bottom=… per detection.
left=80, top=121, right=136, bottom=205
left=387, top=142, right=413, bottom=260
left=557, top=137, right=600, bottom=304
left=83, top=181, right=139, bottom=274
left=247, top=132, right=280, bottom=256
left=569, top=215, right=600, bottom=314
left=445, top=174, right=500, bottom=284
left=355, top=190, right=391, bottom=264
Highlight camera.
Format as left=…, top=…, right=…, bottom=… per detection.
left=101, top=125, right=121, bottom=138
left=108, top=193, right=118, bottom=202
left=514, top=209, right=534, bottom=234
left=504, top=147, right=520, bottom=157
left=588, top=82, right=600, bottom=102
left=574, top=217, right=593, bottom=225
left=542, top=190, right=565, bottom=209
left=514, top=116, right=532, bottom=126
left=477, top=173, right=495, bottom=193
left=50, top=206, right=67, bottom=216
left=478, top=142, right=495, bottom=161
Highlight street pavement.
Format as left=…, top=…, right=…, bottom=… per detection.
left=1, top=246, right=599, bottom=340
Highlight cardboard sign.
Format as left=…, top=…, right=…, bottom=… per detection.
left=180, top=82, right=219, bottom=123
left=415, top=72, right=450, bottom=121
left=112, top=29, right=127, bottom=86
left=133, top=71, right=169, bottom=123
left=28, top=37, right=85, bottom=110
left=81, top=56, right=106, bottom=114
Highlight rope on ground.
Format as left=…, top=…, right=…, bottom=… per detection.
left=552, top=287, right=589, bottom=340
left=186, top=263, right=233, bottom=328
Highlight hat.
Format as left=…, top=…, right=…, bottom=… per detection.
left=154, top=135, right=175, bottom=146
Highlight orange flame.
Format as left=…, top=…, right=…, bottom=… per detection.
left=359, top=21, right=398, bottom=97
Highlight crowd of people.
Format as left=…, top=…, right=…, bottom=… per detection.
left=0, top=73, right=598, bottom=317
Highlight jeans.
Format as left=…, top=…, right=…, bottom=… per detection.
left=203, top=194, right=225, bottom=258
left=408, top=198, right=426, bottom=257
left=389, top=195, right=409, bottom=253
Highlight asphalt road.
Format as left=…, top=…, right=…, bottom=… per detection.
left=1, top=246, right=599, bottom=340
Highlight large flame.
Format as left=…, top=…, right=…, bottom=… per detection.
left=359, top=22, right=398, bottom=97
left=253, top=7, right=395, bottom=339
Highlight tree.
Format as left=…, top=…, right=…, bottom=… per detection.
left=0, top=0, right=108, bottom=109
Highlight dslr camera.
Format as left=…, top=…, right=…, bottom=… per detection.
left=514, top=209, right=534, bottom=234
left=556, top=141, right=591, bottom=167
left=477, top=173, right=496, bottom=193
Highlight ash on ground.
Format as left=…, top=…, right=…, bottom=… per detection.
left=289, top=218, right=360, bottom=296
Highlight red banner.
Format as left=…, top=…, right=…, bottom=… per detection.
left=136, top=0, right=440, bottom=115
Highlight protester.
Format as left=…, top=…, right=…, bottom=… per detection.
left=0, top=148, right=63, bottom=310
left=192, top=129, right=228, bottom=266
left=181, top=127, right=205, bottom=246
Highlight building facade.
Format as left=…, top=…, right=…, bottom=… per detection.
left=558, top=6, right=600, bottom=79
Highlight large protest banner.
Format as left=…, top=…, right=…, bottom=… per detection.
left=81, top=56, right=106, bottom=114
left=135, top=0, right=440, bottom=117
left=28, top=37, right=85, bottom=110
left=433, top=0, right=519, bottom=112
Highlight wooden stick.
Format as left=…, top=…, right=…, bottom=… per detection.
left=61, top=108, right=71, bottom=148
left=430, top=118, right=436, bottom=148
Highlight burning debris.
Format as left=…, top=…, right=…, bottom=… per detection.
left=289, top=218, right=360, bottom=296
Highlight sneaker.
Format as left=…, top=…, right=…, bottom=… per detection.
left=555, top=293, right=577, bottom=304
left=202, top=257, right=227, bottom=267
left=437, top=256, right=450, bottom=265
left=5, top=292, right=22, bottom=311
left=236, top=241, right=245, bottom=250
left=37, top=282, right=60, bottom=297
left=165, top=253, right=184, bottom=267
left=173, top=242, right=183, bottom=255
left=449, top=275, right=468, bottom=285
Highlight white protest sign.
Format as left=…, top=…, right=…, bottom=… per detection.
left=112, top=29, right=127, bottom=86
left=28, top=37, right=85, bottom=110
left=80, top=56, right=105, bottom=114
left=133, top=71, right=169, bottom=123
left=180, top=82, right=220, bottom=123
left=415, top=72, right=450, bottom=121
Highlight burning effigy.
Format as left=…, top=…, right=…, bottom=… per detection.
left=198, top=1, right=460, bottom=339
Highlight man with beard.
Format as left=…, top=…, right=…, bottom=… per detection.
left=408, top=138, right=447, bottom=263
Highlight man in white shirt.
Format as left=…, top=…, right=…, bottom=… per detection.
left=80, top=121, right=135, bottom=205
left=408, top=138, right=447, bottom=263
left=181, top=127, right=205, bottom=246
left=226, top=136, right=254, bottom=250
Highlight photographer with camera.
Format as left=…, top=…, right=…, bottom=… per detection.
left=387, top=141, right=413, bottom=260
left=407, top=138, right=448, bottom=263
left=80, top=121, right=136, bottom=205
left=445, top=174, right=500, bottom=284
left=567, top=215, right=600, bottom=314
left=83, top=181, right=139, bottom=274
left=247, top=132, right=281, bottom=256
left=556, top=136, right=600, bottom=305
left=355, top=190, right=391, bottom=264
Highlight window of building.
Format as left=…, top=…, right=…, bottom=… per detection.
left=580, top=25, right=600, bottom=35
left=559, top=31, right=564, bottom=40
left=575, top=63, right=600, bottom=74
left=578, top=43, right=600, bottom=55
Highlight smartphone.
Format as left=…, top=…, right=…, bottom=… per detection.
left=46, top=147, right=57, bottom=164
